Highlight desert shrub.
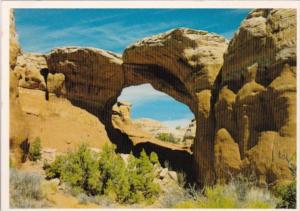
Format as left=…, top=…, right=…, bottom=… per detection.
left=274, top=181, right=296, bottom=208
left=173, top=175, right=278, bottom=208
left=127, top=150, right=160, bottom=204
left=274, top=154, right=296, bottom=208
left=198, top=184, right=239, bottom=208
left=28, top=137, right=42, bottom=161
left=99, top=144, right=130, bottom=202
left=44, top=155, right=65, bottom=179
left=175, top=200, right=199, bottom=208
left=156, top=133, right=176, bottom=143
left=177, top=171, right=187, bottom=187
left=10, top=169, right=51, bottom=208
left=149, top=151, right=160, bottom=166
left=44, top=144, right=101, bottom=195
left=158, top=181, right=201, bottom=208
left=159, top=185, right=188, bottom=208
left=44, top=143, right=160, bottom=204
left=230, top=173, right=257, bottom=201
left=243, top=187, right=278, bottom=208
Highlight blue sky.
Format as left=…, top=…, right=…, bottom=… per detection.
left=15, top=9, right=250, bottom=128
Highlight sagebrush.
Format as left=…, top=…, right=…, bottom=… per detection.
left=10, top=169, right=51, bottom=208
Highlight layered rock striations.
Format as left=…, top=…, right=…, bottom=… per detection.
left=47, top=47, right=124, bottom=119
left=10, top=9, right=296, bottom=185
left=123, top=28, right=228, bottom=112
left=213, top=9, right=296, bottom=184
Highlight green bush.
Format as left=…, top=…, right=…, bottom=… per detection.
left=274, top=181, right=296, bottom=208
left=44, top=144, right=160, bottom=204
left=156, top=133, right=177, bottom=143
left=28, top=137, right=42, bottom=161
left=175, top=200, right=199, bottom=208
left=127, top=150, right=160, bottom=204
left=198, top=184, right=239, bottom=208
left=149, top=151, right=160, bottom=166
left=274, top=154, right=296, bottom=208
left=45, top=144, right=101, bottom=195
left=99, top=144, right=130, bottom=202
left=10, top=169, right=51, bottom=208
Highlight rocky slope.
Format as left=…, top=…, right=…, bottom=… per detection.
left=19, top=87, right=110, bottom=153
left=10, top=9, right=296, bottom=185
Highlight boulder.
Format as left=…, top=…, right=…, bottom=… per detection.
left=168, top=171, right=178, bottom=182
left=245, top=131, right=295, bottom=185
left=159, top=168, right=169, bottom=179
left=14, top=53, right=47, bottom=90
left=214, top=129, right=242, bottom=182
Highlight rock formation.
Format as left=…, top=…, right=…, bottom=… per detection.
left=9, top=10, right=29, bottom=165
left=10, top=9, right=296, bottom=185
left=214, top=128, right=242, bottom=182
left=214, top=9, right=296, bottom=185
left=134, top=118, right=195, bottom=145
left=47, top=47, right=124, bottom=119
left=19, top=87, right=111, bottom=153
left=111, top=101, right=192, bottom=151
left=9, top=11, right=110, bottom=165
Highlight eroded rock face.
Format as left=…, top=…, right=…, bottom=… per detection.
left=10, top=72, right=29, bottom=165
left=47, top=47, right=124, bottom=118
left=123, top=28, right=228, bottom=112
left=10, top=10, right=21, bottom=69
left=214, top=128, right=242, bottom=182
left=18, top=88, right=111, bottom=153
left=9, top=10, right=28, bottom=166
left=214, top=9, right=296, bottom=184
left=222, top=9, right=296, bottom=88
left=14, top=53, right=48, bottom=90
left=14, top=53, right=66, bottom=95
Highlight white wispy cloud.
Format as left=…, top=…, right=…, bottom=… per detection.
left=17, top=16, right=185, bottom=53
left=118, top=84, right=168, bottom=106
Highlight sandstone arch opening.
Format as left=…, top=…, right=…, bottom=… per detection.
left=104, top=83, right=197, bottom=181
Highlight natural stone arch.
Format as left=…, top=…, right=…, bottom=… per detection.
left=11, top=9, right=296, bottom=186
left=46, top=28, right=228, bottom=184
